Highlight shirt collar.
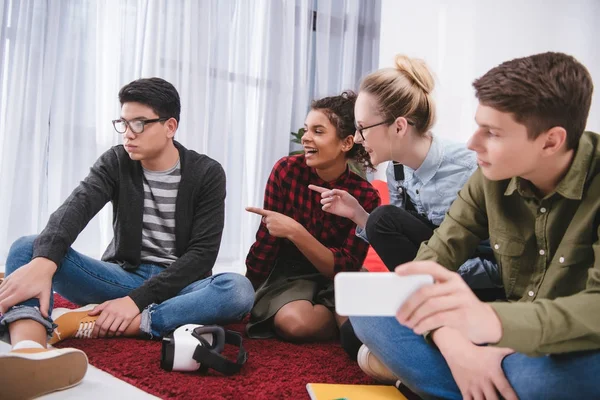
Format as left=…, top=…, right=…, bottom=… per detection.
left=408, top=135, right=444, bottom=185
left=503, top=177, right=519, bottom=196
left=554, top=131, right=593, bottom=200
left=310, top=163, right=351, bottom=187
left=503, top=177, right=537, bottom=199
left=504, top=131, right=594, bottom=200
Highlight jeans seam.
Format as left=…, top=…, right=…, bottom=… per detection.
left=63, top=253, right=138, bottom=291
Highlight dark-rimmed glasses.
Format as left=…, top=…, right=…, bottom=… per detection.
left=112, top=117, right=169, bottom=134
left=354, top=118, right=415, bottom=141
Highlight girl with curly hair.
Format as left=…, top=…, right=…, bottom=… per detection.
left=245, top=91, right=381, bottom=342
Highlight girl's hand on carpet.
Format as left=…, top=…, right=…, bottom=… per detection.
left=395, top=261, right=503, bottom=345
left=0, top=257, right=57, bottom=317
left=246, top=207, right=302, bottom=239
left=437, top=333, right=517, bottom=400
left=89, top=296, right=140, bottom=338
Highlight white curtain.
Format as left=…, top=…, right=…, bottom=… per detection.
left=313, top=0, right=381, bottom=99
left=0, top=0, right=381, bottom=272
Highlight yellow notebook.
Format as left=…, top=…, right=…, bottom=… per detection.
left=306, top=383, right=408, bottom=400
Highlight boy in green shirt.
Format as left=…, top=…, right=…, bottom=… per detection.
left=351, top=52, right=600, bottom=399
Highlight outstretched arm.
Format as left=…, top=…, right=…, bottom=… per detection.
left=246, top=206, right=336, bottom=277
left=0, top=149, right=118, bottom=317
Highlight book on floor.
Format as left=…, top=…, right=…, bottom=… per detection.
left=306, top=383, right=408, bottom=400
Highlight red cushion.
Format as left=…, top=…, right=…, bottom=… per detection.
left=371, top=179, right=390, bottom=205
left=363, top=246, right=389, bottom=272
left=362, top=180, right=389, bottom=272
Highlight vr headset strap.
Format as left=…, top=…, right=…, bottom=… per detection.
left=192, top=330, right=248, bottom=375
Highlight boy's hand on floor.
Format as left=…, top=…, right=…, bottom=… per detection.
left=395, top=261, right=503, bottom=345
left=0, top=257, right=57, bottom=317
left=89, top=296, right=139, bottom=338
left=435, top=331, right=517, bottom=400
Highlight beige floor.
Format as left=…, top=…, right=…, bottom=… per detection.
left=0, top=264, right=157, bottom=399
left=0, top=339, right=157, bottom=399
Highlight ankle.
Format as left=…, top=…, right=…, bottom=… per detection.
left=9, top=319, right=48, bottom=346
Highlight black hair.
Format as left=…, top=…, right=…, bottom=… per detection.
left=118, top=77, right=181, bottom=123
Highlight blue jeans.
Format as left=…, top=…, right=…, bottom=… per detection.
left=0, top=236, right=255, bottom=338
left=351, top=316, right=600, bottom=400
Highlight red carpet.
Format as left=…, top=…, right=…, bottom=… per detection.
left=53, top=295, right=402, bottom=399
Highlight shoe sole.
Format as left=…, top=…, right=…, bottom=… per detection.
left=357, top=345, right=398, bottom=384
left=356, top=344, right=370, bottom=372
left=0, top=349, right=88, bottom=399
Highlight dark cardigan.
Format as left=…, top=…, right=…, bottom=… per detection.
left=33, top=141, right=226, bottom=310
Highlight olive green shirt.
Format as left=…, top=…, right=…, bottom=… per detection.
left=415, top=131, right=600, bottom=356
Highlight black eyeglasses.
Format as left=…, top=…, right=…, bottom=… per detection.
left=354, top=118, right=415, bottom=141
left=112, top=117, right=169, bottom=134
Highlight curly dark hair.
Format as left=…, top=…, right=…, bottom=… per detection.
left=310, top=90, right=374, bottom=171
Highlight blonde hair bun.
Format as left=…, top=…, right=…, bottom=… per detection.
left=359, top=54, right=437, bottom=133
left=394, top=54, right=435, bottom=95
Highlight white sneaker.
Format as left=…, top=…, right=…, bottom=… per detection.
left=0, top=347, right=88, bottom=399
left=357, top=344, right=399, bottom=384
left=49, top=304, right=99, bottom=345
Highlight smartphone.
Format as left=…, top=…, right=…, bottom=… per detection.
left=334, top=272, right=434, bottom=317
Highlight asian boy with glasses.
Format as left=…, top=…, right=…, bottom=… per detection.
left=0, top=77, right=254, bottom=398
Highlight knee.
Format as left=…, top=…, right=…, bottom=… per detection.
left=372, top=204, right=397, bottom=217
left=350, top=316, right=404, bottom=347
left=8, top=235, right=37, bottom=256
left=366, top=205, right=400, bottom=237
left=214, top=273, right=255, bottom=317
left=6, top=235, right=37, bottom=274
left=274, top=311, right=313, bottom=340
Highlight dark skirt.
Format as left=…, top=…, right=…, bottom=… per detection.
left=246, top=258, right=335, bottom=338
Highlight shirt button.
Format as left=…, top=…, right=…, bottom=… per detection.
left=539, top=249, right=545, bottom=255
left=528, top=290, right=535, bottom=297
left=398, top=187, right=403, bottom=194
left=559, top=256, right=565, bottom=263
left=494, top=244, right=499, bottom=250
left=540, top=207, right=547, bottom=213
left=416, top=189, right=420, bottom=195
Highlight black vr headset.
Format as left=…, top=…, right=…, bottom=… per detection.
left=160, top=324, right=248, bottom=375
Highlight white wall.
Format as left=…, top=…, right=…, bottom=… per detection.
left=378, top=0, right=600, bottom=146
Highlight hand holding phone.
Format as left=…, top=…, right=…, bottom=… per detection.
left=334, top=272, right=434, bottom=317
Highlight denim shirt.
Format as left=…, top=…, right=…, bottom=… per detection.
left=356, top=135, right=501, bottom=288
left=387, top=135, right=477, bottom=225
left=357, top=135, right=476, bottom=240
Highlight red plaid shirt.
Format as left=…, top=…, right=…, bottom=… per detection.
left=245, top=154, right=381, bottom=287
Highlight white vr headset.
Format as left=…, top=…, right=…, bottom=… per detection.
left=161, top=324, right=248, bottom=375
